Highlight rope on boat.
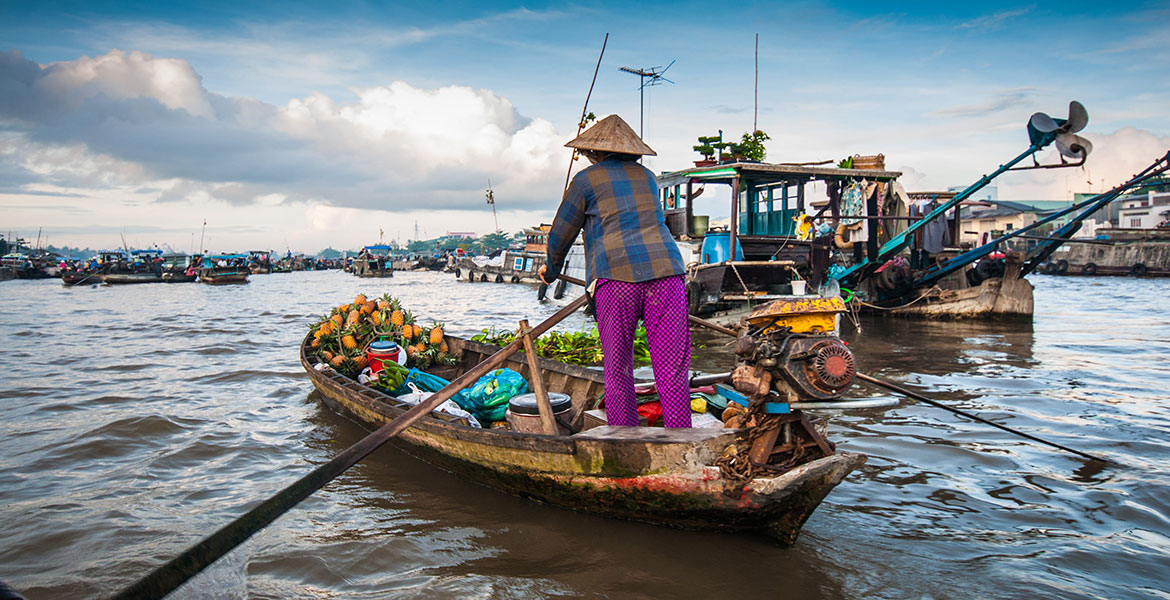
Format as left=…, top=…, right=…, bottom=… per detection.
left=855, top=285, right=942, bottom=311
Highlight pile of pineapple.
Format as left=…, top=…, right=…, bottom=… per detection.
left=309, top=293, right=457, bottom=378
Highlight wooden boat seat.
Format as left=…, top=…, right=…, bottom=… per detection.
left=573, top=425, right=734, bottom=444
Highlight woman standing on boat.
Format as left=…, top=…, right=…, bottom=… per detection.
left=539, top=115, right=691, bottom=429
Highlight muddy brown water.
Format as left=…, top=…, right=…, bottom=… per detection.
left=0, top=271, right=1167, bottom=599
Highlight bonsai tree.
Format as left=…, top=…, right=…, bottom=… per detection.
left=693, top=135, right=721, bottom=161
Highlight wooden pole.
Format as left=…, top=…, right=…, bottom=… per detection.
left=519, top=319, right=559, bottom=435
left=754, top=33, right=759, bottom=132
left=562, top=33, right=609, bottom=193
left=729, top=175, right=741, bottom=264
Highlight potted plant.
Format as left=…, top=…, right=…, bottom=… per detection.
left=692, top=135, right=720, bottom=167
left=735, top=130, right=770, bottom=162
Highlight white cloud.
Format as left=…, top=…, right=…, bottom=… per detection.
left=0, top=48, right=568, bottom=213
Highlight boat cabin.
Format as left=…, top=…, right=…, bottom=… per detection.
left=657, top=161, right=902, bottom=316
left=523, top=224, right=552, bottom=254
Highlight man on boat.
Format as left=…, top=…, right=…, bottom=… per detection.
left=539, top=114, right=691, bottom=429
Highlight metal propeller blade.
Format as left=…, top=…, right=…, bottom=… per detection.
left=1055, top=132, right=1093, bottom=159
left=1066, top=100, right=1088, bottom=133
left=1029, top=112, right=1060, bottom=133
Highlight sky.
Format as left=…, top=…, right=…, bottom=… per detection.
left=2, top=1, right=1168, bottom=254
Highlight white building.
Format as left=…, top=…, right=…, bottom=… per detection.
left=1116, top=191, right=1170, bottom=229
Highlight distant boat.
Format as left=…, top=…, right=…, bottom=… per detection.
left=102, top=249, right=164, bottom=284
left=198, top=254, right=250, bottom=284
left=352, top=245, right=394, bottom=278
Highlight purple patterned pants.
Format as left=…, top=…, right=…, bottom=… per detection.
left=595, top=276, right=692, bottom=428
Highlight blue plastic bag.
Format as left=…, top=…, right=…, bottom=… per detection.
left=391, top=369, right=469, bottom=407
left=462, top=369, right=529, bottom=424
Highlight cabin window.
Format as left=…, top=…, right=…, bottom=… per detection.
left=1130, top=218, right=1142, bottom=227
left=513, top=257, right=524, bottom=270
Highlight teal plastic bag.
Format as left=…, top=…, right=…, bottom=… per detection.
left=392, top=369, right=469, bottom=406
left=463, top=369, right=529, bottom=424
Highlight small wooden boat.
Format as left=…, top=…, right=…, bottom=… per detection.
left=199, top=269, right=249, bottom=284
left=198, top=254, right=250, bottom=284
left=300, top=333, right=864, bottom=545
left=353, top=245, right=394, bottom=278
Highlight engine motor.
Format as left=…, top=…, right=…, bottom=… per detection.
left=731, top=296, right=855, bottom=403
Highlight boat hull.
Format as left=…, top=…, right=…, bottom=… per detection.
left=61, top=272, right=101, bottom=286
left=867, top=275, right=1034, bottom=318
left=862, top=255, right=1034, bottom=319
left=102, top=272, right=163, bottom=284
left=199, top=270, right=249, bottom=284
left=301, top=335, right=863, bottom=544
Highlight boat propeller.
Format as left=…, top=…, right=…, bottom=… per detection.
left=1017, top=101, right=1092, bottom=170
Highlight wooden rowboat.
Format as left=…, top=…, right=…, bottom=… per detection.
left=199, top=268, right=249, bottom=284
left=300, top=332, right=864, bottom=545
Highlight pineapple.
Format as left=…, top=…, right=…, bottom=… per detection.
left=354, top=294, right=367, bottom=305
left=377, top=299, right=390, bottom=311
left=311, top=338, right=320, bottom=348
left=330, top=314, right=344, bottom=328
left=346, top=310, right=360, bottom=327
left=330, top=355, right=346, bottom=367
left=313, top=329, right=324, bottom=340
left=353, top=355, right=368, bottom=369
left=439, top=341, right=449, bottom=353
left=322, top=350, right=335, bottom=362
left=372, top=311, right=383, bottom=326
left=390, top=309, right=404, bottom=328
left=429, top=323, right=445, bottom=345
left=342, top=335, right=358, bottom=350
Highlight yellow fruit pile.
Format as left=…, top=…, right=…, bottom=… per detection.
left=309, top=293, right=456, bottom=377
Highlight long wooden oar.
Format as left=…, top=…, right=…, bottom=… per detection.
left=667, top=303, right=1117, bottom=466
left=110, top=293, right=589, bottom=600
left=538, top=34, right=608, bottom=303
left=854, top=374, right=1115, bottom=465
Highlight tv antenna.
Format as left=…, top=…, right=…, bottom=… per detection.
left=619, top=60, right=675, bottom=138
left=485, top=179, right=499, bottom=234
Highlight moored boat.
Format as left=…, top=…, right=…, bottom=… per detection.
left=299, top=332, right=864, bottom=544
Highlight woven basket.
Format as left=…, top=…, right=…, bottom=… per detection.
left=851, top=153, right=885, bottom=170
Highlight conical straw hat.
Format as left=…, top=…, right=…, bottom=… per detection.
left=564, top=114, right=656, bottom=156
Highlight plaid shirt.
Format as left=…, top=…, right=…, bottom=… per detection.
left=545, top=157, right=684, bottom=284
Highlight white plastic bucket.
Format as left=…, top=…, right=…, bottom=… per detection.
left=791, top=280, right=807, bottom=295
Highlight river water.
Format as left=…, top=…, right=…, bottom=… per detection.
left=0, top=271, right=1167, bottom=599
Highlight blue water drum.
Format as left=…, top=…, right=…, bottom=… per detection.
left=699, top=231, right=743, bottom=264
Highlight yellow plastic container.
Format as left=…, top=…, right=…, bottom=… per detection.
left=744, top=296, right=845, bottom=334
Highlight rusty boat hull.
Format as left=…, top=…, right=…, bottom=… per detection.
left=300, top=334, right=864, bottom=544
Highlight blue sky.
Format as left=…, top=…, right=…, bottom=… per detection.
left=2, top=1, right=1168, bottom=251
